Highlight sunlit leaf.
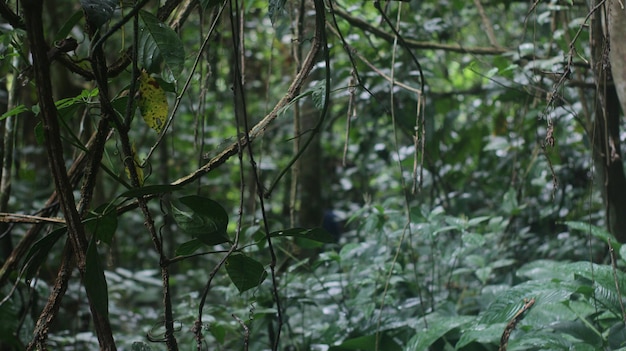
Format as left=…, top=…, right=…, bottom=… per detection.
left=0, top=104, right=28, bottom=121
left=137, top=70, right=168, bottom=134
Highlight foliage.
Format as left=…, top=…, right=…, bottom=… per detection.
left=0, top=0, right=624, bottom=350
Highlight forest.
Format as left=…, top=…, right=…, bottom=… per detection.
left=1, top=0, right=626, bottom=350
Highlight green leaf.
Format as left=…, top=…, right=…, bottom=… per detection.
left=118, top=184, right=182, bottom=198
left=138, top=10, right=185, bottom=80
left=209, top=323, right=226, bottom=344
left=269, top=227, right=336, bottom=244
left=34, top=121, right=44, bottom=144
left=22, top=227, right=67, bottom=282
left=84, top=204, right=118, bottom=245
left=0, top=104, right=28, bottom=121
left=564, top=221, right=620, bottom=251
left=329, top=333, right=402, bottom=351
left=80, top=0, right=116, bottom=29
left=54, top=10, right=84, bottom=42
left=85, top=236, right=109, bottom=318
left=175, top=239, right=204, bottom=256
left=172, top=195, right=230, bottom=246
left=225, top=253, right=267, bottom=293
left=405, top=315, right=473, bottom=350
left=311, top=80, right=327, bottom=110
left=455, top=322, right=504, bottom=350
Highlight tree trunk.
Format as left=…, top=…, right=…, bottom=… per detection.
left=590, top=1, right=626, bottom=242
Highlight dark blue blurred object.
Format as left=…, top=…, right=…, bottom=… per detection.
left=322, top=210, right=341, bottom=241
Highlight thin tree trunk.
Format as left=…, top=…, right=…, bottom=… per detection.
left=590, top=1, right=626, bottom=242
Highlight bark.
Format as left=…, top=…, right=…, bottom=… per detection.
left=590, top=0, right=626, bottom=242
left=608, top=0, right=626, bottom=113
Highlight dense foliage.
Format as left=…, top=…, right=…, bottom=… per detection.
left=1, top=0, right=626, bottom=350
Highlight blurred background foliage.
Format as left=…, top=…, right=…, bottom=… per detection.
left=1, top=0, right=625, bottom=350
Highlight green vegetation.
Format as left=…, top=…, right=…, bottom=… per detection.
left=1, top=0, right=626, bottom=350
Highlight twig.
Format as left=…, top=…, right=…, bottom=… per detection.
left=333, top=7, right=508, bottom=55
left=498, top=298, right=535, bottom=351
left=473, top=0, right=500, bottom=47
left=232, top=314, right=250, bottom=351
left=0, top=213, right=66, bottom=224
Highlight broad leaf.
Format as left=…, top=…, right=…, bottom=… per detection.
left=54, top=10, right=84, bottom=41
left=118, top=184, right=182, bottom=198
left=269, top=227, right=336, bottom=244
left=329, top=333, right=402, bottom=351
left=172, top=195, right=230, bottom=246
left=137, top=70, right=168, bottom=134
left=225, top=253, right=267, bottom=293
left=564, top=221, right=621, bottom=251
left=404, top=315, right=473, bottom=350
left=138, top=10, right=185, bottom=79
left=175, top=239, right=204, bottom=256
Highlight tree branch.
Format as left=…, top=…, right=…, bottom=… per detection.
left=333, top=7, right=508, bottom=55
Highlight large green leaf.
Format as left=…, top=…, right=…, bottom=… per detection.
left=171, top=195, right=230, bottom=246
left=138, top=10, right=185, bottom=80
left=404, top=314, right=473, bottom=350
left=329, top=333, right=402, bottom=351
left=561, top=261, right=626, bottom=316
left=225, top=253, right=267, bottom=293
left=564, top=221, right=620, bottom=251
left=269, top=227, right=336, bottom=245
left=175, top=239, right=204, bottom=256
left=118, top=184, right=182, bottom=198
left=54, top=10, right=84, bottom=41
left=85, top=237, right=109, bottom=318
